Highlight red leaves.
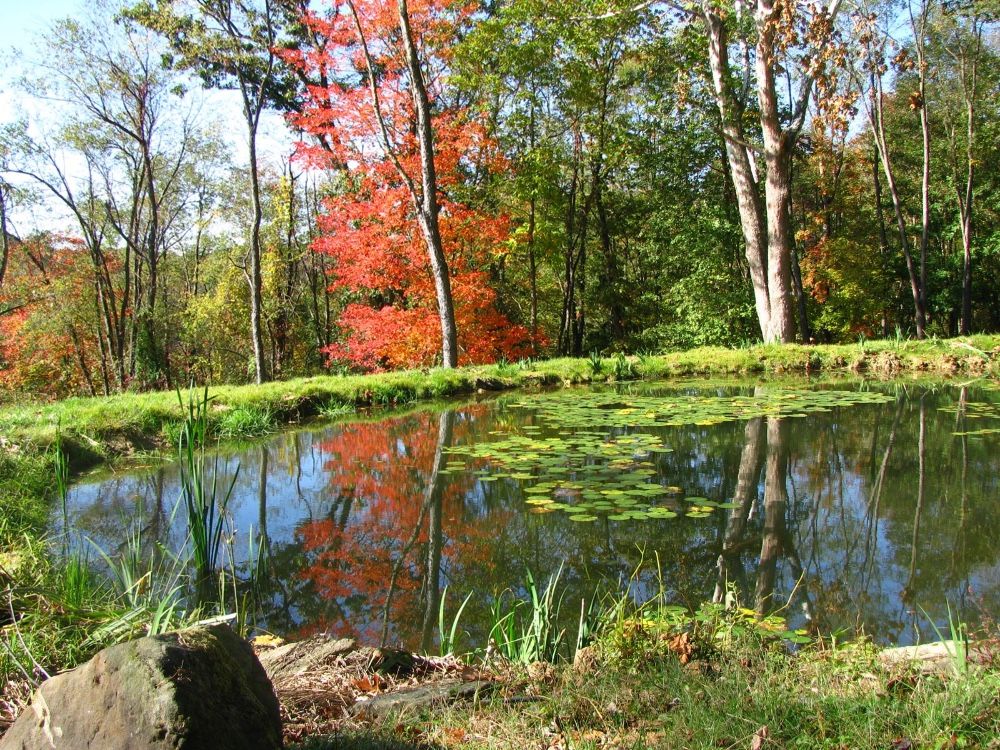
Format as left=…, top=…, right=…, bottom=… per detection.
left=285, top=0, right=532, bottom=372
left=292, top=411, right=500, bottom=645
left=0, top=234, right=103, bottom=396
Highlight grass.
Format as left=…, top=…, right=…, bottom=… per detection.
left=287, top=566, right=999, bottom=749
left=290, top=601, right=1000, bottom=750
left=486, top=565, right=593, bottom=665
left=177, top=387, right=239, bottom=580
left=0, top=336, right=997, bottom=478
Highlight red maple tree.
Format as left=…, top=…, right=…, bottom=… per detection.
left=281, top=0, right=535, bottom=371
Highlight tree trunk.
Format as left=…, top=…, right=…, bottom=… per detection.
left=954, top=23, right=981, bottom=335
left=756, top=416, right=789, bottom=614
left=247, top=121, right=268, bottom=384
left=527, top=103, right=539, bottom=346
left=139, top=133, right=164, bottom=385
left=869, top=79, right=926, bottom=337
left=528, top=195, right=538, bottom=344
left=713, top=416, right=765, bottom=603
left=702, top=5, right=772, bottom=340
left=912, top=0, right=933, bottom=330
left=871, top=141, right=891, bottom=335
left=755, top=0, right=797, bottom=343
left=398, top=0, right=458, bottom=368
left=790, top=244, right=810, bottom=342
left=0, top=183, right=9, bottom=291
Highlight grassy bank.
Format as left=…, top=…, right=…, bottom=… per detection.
left=306, top=632, right=1000, bottom=750
left=279, top=590, right=1000, bottom=750
left=2, top=336, right=998, bottom=472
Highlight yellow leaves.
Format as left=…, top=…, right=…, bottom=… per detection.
left=251, top=633, right=285, bottom=649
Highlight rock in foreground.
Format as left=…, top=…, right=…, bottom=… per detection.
left=0, top=624, right=282, bottom=750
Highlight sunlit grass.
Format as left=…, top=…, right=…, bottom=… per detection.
left=0, top=336, right=996, bottom=468
left=293, top=594, right=1000, bottom=750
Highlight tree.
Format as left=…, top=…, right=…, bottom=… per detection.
left=126, top=0, right=295, bottom=384
left=935, top=5, right=990, bottom=333
left=284, top=0, right=532, bottom=370
left=851, top=0, right=934, bottom=337
left=2, top=9, right=191, bottom=388
left=0, top=234, right=103, bottom=396
left=696, top=0, right=848, bottom=343
left=285, top=0, right=462, bottom=367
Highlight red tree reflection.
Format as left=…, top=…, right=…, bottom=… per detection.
left=294, top=407, right=499, bottom=648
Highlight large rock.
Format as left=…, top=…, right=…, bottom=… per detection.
left=0, top=624, right=282, bottom=750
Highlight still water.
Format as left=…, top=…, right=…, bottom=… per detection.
left=61, top=380, right=1000, bottom=649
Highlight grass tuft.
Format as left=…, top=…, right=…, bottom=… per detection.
left=216, top=404, right=277, bottom=439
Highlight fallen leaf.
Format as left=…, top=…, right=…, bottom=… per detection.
left=667, top=632, right=694, bottom=664
left=750, top=725, right=769, bottom=750
left=352, top=674, right=385, bottom=693
left=250, top=634, right=285, bottom=649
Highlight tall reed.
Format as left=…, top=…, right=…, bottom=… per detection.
left=52, top=426, right=70, bottom=537
left=489, top=565, right=576, bottom=664
left=177, top=387, right=239, bottom=581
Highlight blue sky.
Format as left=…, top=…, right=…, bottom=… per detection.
left=0, top=0, right=81, bottom=127
left=0, top=0, right=81, bottom=53
left=0, top=0, right=295, bottom=235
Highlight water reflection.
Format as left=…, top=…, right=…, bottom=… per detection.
left=61, top=384, right=1000, bottom=648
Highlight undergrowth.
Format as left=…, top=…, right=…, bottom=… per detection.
left=292, top=603, right=1000, bottom=750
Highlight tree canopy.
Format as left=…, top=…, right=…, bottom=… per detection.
left=1, top=0, right=998, bottom=396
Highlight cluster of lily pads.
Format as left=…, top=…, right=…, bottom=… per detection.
left=441, top=388, right=895, bottom=524
left=444, top=432, right=726, bottom=522
left=941, top=399, right=1000, bottom=436
left=503, top=388, right=894, bottom=430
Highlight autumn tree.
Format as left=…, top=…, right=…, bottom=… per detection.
left=0, top=234, right=105, bottom=396
left=694, top=0, right=849, bottom=343
left=283, top=0, right=532, bottom=370
left=0, top=4, right=207, bottom=389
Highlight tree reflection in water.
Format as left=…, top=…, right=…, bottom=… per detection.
left=59, top=385, right=1000, bottom=648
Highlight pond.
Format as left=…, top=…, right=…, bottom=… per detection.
left=60, top=379, right=1000, bottom=651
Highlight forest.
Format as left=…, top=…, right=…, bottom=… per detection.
left=3, top=3, right=1000, bottom=746
left=0, top=0, right=998, bottom=399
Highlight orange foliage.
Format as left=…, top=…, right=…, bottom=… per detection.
left=282, top=0, right=534, bottom=371
left=0, top=235, right=103, bottom=396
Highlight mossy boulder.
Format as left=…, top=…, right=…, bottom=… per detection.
left=0, top=623, right=282, bottom=750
